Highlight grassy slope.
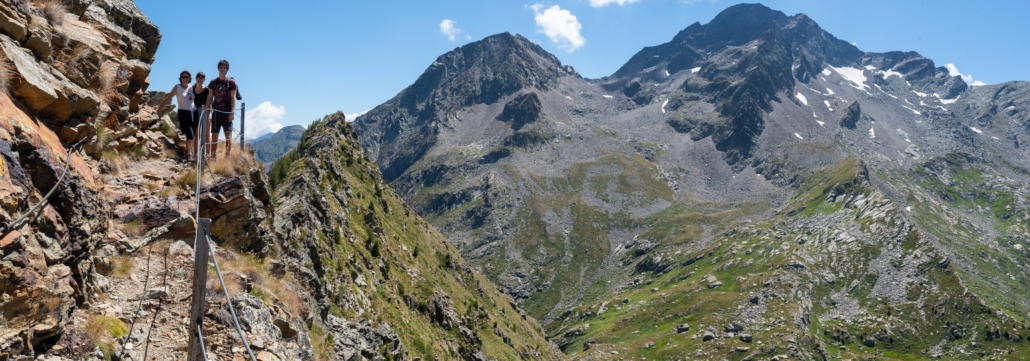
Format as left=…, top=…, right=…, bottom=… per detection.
left=270, top=114, right=564, bottom=360
left=549, top=158, right=1030, bottom=360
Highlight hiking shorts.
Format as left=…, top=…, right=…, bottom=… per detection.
left=211, top=111, right=232, bottom=134
left=177, top=109, right=196, bottom=140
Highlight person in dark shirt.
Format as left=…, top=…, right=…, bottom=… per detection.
left=205, top=60, right=237, bottom=159
left=190, top=72, right=209, bottom=159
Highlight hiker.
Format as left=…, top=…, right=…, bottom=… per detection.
left=191, top=72, right=209, bottom=156
left=205, top=59, right=237, bottom=159
left=157, top=70, right=197, bottom=161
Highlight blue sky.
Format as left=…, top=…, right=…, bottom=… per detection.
left=138, top=1, right=1030, bottom=138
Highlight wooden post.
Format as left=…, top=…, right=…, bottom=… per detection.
left=187, top=218, right=211, bottom=361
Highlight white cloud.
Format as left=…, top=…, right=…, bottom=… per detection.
left=970, top=80, right=987, bottom=87
left=590, top=0, right=640, bottom=7
left=945, top=63, right=975, bottom=84
left=244, top=101, right=285, bottom=139
left=531, top=4, right=585, bottom=52
left=440, top=19, right=462, bottom=41
left=345, top=109, right=370, bottom=122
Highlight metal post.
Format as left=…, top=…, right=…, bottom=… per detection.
left=187, top=218, right=211, bottom=361
left=239, top=102, right=246, bottom=151
left=187, top=108, right=210, bottom=361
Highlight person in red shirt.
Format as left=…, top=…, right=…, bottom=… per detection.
left=205, top=59, right=237, bottom=159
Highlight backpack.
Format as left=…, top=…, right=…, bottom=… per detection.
left=231, top=77, right=242, bottom=100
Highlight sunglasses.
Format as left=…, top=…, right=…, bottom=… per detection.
left=181, top=76, right=191, bottom=79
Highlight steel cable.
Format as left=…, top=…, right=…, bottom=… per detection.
left=206, top=235, right=258, bottom=361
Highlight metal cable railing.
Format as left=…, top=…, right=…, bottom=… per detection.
left=0, top=137, right=86, bottom=234
left=206, top=234, right=258, bottom=361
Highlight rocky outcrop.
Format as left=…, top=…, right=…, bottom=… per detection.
left=0, top=0, right=161, bottom=356
left=839, top=101, right=862, bottom=129
left=199, top=171, right=274, bottom=255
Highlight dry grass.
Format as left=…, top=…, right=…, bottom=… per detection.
left=117, top=219, right=144, bottom=237
left=100, top=150, right=124, bottom=174
left=144, top=180, right=161, bottom=192
left=0, top=51, right=11, bottom=96
left=31, top=0, right=67, bottom=26
left=209, top=252, right=308, bottom=321
left=208, top=144, right=260, bottom=178
left=84, top=314, right=126, bottom=345
left=96, top=62, right=120, bottom=103
left=84, top=314, right=125, bottom=360
left=110, top=254, right=133, bottom=278
left=175, top=168, right=198, bottom=191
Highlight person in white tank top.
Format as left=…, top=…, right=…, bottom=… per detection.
left=159, top=70, right=199, bottom=161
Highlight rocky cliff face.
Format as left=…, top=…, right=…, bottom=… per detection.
left=354, top=3, right=1030, bottom=359
left=0, top=0, right=163, bottom=356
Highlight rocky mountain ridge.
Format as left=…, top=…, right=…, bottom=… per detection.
left=251, top=124, right=304, bottom=167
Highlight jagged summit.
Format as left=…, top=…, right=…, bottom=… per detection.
left=404, top=32, right=577, bottom=108
left=357, top=32, right=578, bottom=181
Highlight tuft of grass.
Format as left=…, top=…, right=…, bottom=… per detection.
left=144, top=180, right=161, bottom=192
left=100, top=150, right=124, bottom=174
left=208, top=144, right=260, bottom=178
left=31, top=0, right=67, bottom=26
left=118, top=219, right=144, bottom=237
left=309, top=323, right=334, bottom=361
left=111, top=255, right=133, bottom=278
left=0, top=53, right=11, bottom=96
left=176, top=169, right=198, bottom=191
left=85, top=315, right=127, bottom=351
left=96, top=62, right=120, bottom=103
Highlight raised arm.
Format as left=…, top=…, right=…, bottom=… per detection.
left=158, top=86, right=176, bottom=113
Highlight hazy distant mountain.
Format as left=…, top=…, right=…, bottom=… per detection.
left=251, top=125, right=305, bottom=166
left=352, top=4, right=1030, bottom=359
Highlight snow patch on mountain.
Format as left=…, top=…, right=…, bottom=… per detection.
left=831, top=66, right=869, bottom=90
left=796, top=93, right=808, bottom=106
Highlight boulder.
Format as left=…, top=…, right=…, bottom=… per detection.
left=24, top=29, right=51, bottom=61
left=739, top=333, right=753, bottom=343
left=702, top=330, right=716, bottom=342
left=429, top=292, right=461, bottom=331
left=0, top=10, right=27, bottom=43
left=168, top=240, right=192, bottom=257
left=724, top=322, right=746, bottom=333
left=56, top=117, right=95, bottom=144
left=230, top=295, right=282, bottom=340
left=2, top=34, right=58, bottom=110
left=199, top=176, right=273, bottom=254
left=675, top=323, right=690, bottom=333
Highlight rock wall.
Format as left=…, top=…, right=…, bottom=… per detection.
left=0, top=0, right=161, bottom=356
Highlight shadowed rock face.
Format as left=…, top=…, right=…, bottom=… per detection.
left=497, top=92, right=543, bottom=131
left=840, top=101, right=862, bottom=129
